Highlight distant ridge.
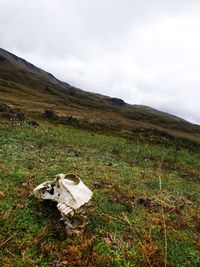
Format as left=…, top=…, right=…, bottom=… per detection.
left=0, top=47, right=200, bottom=143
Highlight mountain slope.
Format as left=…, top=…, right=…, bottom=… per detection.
left=0, top=47, right=200, bottom=143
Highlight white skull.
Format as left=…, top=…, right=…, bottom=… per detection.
left=33, top=173, right=93, bottom=217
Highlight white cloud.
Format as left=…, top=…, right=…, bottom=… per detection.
left=0, top=0, right=200, bottom=123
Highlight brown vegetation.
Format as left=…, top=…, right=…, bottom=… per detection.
left=0, top=47, right=200, bottom=146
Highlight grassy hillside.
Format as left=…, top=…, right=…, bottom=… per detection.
left=1, top=47, right=200, bottom=145
left=0, top=117, right=199, bottom=266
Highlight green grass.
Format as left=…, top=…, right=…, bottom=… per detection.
left=0, top=120, right=200, bottom=266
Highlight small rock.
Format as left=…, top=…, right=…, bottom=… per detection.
left=16, top=204, right=24, bottom=209
left=50, top=260, right=67, bottom=267
left=0, top=192, right=5, bottom=199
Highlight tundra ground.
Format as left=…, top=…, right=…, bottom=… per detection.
left=0, top=119, right=199, bottom=266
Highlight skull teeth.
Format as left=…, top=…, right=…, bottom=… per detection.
left=57, top=203, right=73, bottom=216
left=33, top=173, right=93, bottom=233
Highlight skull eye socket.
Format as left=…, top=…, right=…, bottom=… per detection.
left=48, top=187, right=54, bottom=195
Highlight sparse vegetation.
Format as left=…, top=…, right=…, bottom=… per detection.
left=0, top=118, right=199, bottom=267
left=1, top=47, right=200, bottom=148
left=0, top=48, right=200, bottom=266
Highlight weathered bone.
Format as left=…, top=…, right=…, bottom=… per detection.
left=33, top=173, right=93, bottom=233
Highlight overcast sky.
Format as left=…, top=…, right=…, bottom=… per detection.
left=0, top=0, right=200, bottom=124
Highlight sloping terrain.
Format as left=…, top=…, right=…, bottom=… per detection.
left=0, top=119, right=199, bottom=266
left=0, top=47, right=200, bottom=144
left=0, top=48, right=199, bottom=266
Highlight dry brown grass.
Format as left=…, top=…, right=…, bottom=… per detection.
left=1, top=47, right=200, bottom=146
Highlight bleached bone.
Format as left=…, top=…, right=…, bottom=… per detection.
left=33, top=173, right=93, bottom=233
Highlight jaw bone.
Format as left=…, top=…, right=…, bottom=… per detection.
left=33, top=173, right=93, bottom=234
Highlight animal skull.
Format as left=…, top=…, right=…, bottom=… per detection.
left=33, top=173, right=93, bottom=234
